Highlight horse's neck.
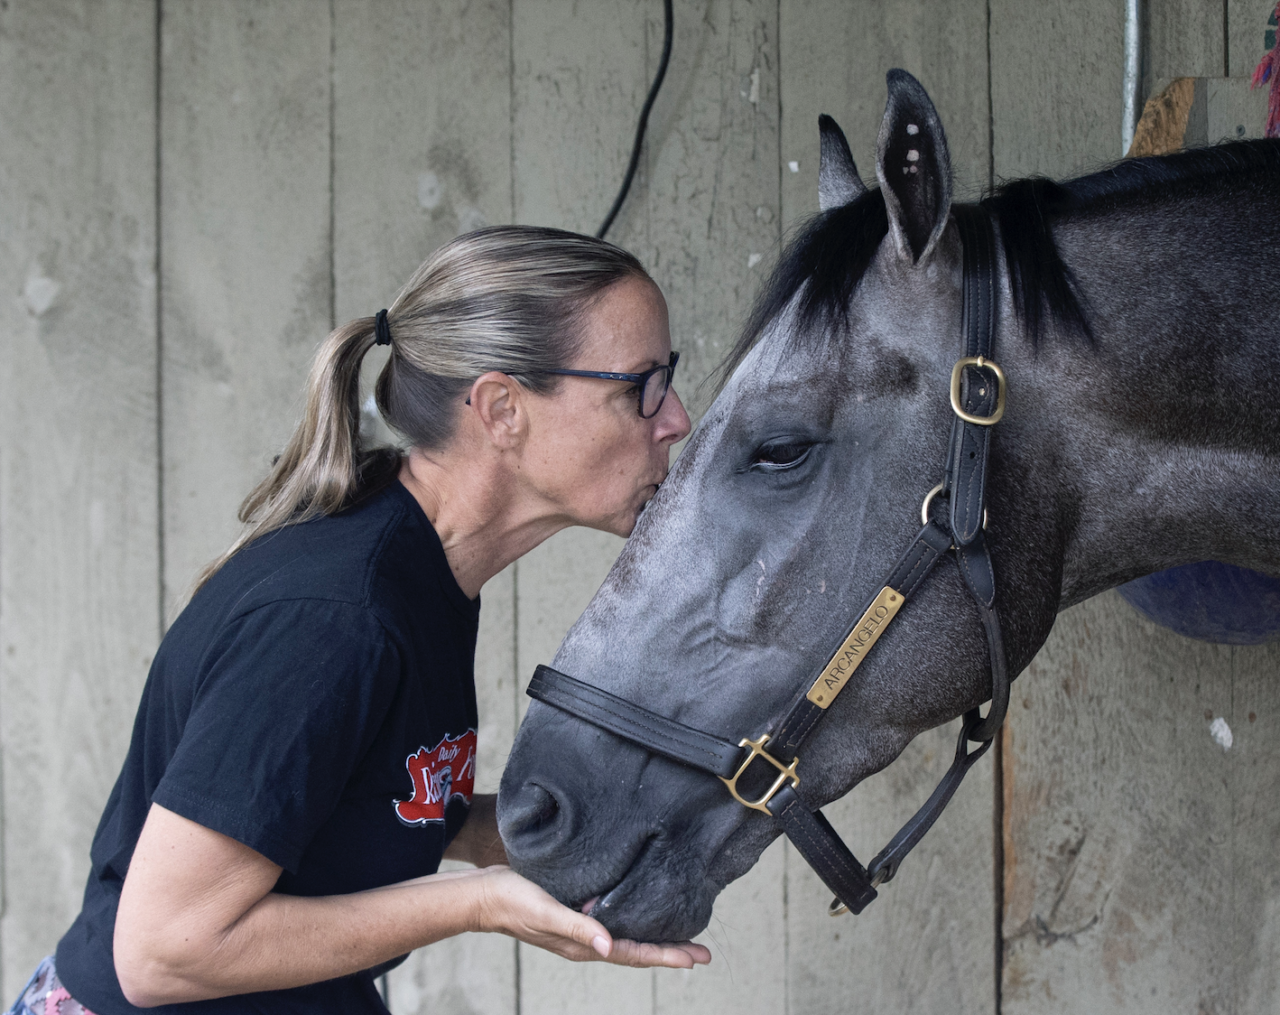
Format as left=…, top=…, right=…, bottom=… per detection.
left=1021, top=197, right=1280, bottom=606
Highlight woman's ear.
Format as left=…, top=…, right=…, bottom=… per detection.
left=468, top=372, right=527, bottom=449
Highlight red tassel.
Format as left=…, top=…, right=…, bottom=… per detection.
left=1252, top=3, right=1280, bottom=137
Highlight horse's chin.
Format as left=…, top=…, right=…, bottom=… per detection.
left=585, top=813, right=781, bottom=942
left=590, top=870, right=716, bottom=942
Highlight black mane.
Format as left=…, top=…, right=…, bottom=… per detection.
left=715, top=138, right=1280, bottom=388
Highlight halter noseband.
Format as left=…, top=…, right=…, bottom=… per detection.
left=527, top=205, right=1010, bottom=917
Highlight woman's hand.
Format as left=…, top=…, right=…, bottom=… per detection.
left=473, top=866, right=711, bottom=969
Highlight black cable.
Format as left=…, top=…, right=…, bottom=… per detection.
left=596, top=0, right=674, bottom=239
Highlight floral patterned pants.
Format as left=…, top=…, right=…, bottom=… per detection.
left=6, top=956, right=97, bottom=1015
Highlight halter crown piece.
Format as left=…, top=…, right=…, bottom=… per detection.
left=528, top=205, right=1011, bottom=918
left=373, top=308, right=393, bottom=346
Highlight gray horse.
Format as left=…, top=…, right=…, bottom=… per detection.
left=498, top=70, right=1280, bottom=942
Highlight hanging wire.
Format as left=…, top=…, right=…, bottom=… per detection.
left=596, top=0, right=674, bottom=239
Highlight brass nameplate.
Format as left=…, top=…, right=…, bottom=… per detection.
left=806, top=586, right=904, bottom=708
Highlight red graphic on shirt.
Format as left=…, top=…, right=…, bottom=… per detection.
left=394, top=730, right=477, bottom=826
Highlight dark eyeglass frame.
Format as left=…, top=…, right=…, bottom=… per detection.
left=534, top=351, right=680, bottom=418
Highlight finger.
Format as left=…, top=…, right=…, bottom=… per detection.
left=670, top=941, right=712, bottom=965
left=605, top=939, right=712, bottom=969
left=545, top=901, right=613, bottom=958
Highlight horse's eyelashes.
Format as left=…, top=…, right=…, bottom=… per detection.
left=750, top=441, right=813, bottom=471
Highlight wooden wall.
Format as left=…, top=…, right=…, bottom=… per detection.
left=0, top=2, right=1276, bottom=1012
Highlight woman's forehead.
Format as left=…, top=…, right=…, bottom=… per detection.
left=578, top=278, right=670, bottom=362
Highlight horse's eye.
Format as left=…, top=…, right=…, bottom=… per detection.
left=751, top=441, right=812, bottom=470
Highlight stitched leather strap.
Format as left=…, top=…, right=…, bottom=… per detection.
left=866, top=707, right=994, bottom=885
left=948, top=206, right=999, bottom=547
left=767, top=784, right=879, bottom=914
left=527, top=666, right=743, bottom=779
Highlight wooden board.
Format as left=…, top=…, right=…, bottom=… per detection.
left=990, top=0, right=1126, bottom=176
left=786, top=720, right=997, bottom=1015
left=510, top=3, right=654, bottom=1010
left=639, top=0, right=784, bottom=420
left=512, top=2, right=790, bottom=1012
left=1228, top=0, right=1276, bottom=78
left=329, top=3, right=520, bottom=1008
left=780, top=0, right=993, bottom=227
left=1003, top=592, right=1280, bottom=1013
left=1205, top=76, right=1270, bottom=140
left=1149, top=0, right=1227, bottom=83
left=0, top=0, right=158, bottom=996
left=645, top=5, right=788, bottom=1011
left=332, top=0, right=513, bottom=324
left=160, top=0, right=333, bottom=613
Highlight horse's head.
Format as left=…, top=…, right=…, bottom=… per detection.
left=498, top=71, right=1064, bottom=941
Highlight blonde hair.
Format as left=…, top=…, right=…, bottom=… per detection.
left=195, top=225, right=650, bottom=590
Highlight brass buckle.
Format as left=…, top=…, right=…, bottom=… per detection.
left=719, top=735, right=800, bottom=814
left=949, top=356, right=1006, bottom=426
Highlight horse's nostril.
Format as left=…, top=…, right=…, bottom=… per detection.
left=526, top=784, right=559, bottom=829
left=499, top=781, right=568, bottom=855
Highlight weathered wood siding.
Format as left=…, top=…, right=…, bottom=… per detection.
left=0, top=2, right=1276, bottom=1012
left=0, top=1, right=159, bottom=993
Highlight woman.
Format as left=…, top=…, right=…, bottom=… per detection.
left=12, top=227, right=704, bottom=1015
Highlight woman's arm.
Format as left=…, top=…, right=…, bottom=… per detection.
left=115, top=804, right=708, bottom=1007
left=442, top=794, right=509, bottom=867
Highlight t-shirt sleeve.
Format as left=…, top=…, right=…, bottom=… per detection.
left=151, top=598, right=401, bottom=872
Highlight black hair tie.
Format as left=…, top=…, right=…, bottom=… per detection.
left=373, top=308, right=393, bottom=346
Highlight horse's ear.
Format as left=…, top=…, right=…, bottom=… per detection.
left=874, top=69, right=953, bottom=265
left=818, top=114, right=865, bottom=211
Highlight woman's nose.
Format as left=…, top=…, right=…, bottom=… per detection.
left=658, top=387, right=692, bottom=443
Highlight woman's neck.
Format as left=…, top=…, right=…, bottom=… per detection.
left=397, top=449, right=570, bottom=599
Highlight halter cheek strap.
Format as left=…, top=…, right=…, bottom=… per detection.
left=527, top=205, right=1010, bottom=918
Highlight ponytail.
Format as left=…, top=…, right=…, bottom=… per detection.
left=193, top=225, right=650, bottom=594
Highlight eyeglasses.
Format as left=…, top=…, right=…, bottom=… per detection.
left=536, top=351, right=680, bottom=419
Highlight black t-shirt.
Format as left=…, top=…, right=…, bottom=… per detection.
left=56, top=480, right=481, bottom=1014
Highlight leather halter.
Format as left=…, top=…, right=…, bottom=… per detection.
left=528, top=205, right=1011, bottom=917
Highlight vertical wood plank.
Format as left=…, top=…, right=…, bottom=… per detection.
left=779, top=0, right=992, bottom=230
left=1228, top=0, right=1275, bottom=78
left=510, top=2, right=653, bottom=1010
left=646, top=5, right=788, bottom=1011
left=1231, top=641, right=1280, bottom=1012
left=1002, top=592, right=1280, bottom=1014
left=1148, top=0, right=1227, bottom=83
left=786, top=721, right=996, bottom=1015
left=990, top=0, right=1126, bottom=176
left=1205, top=75, right=1269, bottom=139
left=513, top=3, right=789, bottom=1013
left=640, top=0, right=784, bottom=420
left=0, top=0, right=158, bottom=995
left=160, top=0, right=332, bottom=612
left=777, top=6, right=996, bottom=1013
left=332, top=5, right=518, bottom=1009
left=333, top=0, right=513, bottom=325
